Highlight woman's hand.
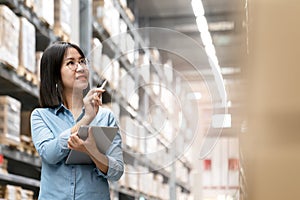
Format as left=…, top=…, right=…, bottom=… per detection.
left=83, top=88, right=105, bottom=121
left=68, top=127, right=97, bottom=154
left=68, top=127, right=109, bottom=174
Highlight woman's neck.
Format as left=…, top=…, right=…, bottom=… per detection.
left=63, top=90, right=84, bottom=119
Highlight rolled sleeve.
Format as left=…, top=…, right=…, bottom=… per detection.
left=94, top=155, right=124, bottom=181
left=89, top=108, right=124, bottom=181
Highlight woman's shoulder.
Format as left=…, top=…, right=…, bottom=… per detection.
left=31, top=107, right=57, bottom=117
left=31, top=107, right=46, bottom=115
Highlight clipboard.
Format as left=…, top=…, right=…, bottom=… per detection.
left=65, top=126, right=118, bottom=164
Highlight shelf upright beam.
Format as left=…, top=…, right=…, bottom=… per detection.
left=71, top=0, right=80, bottom=44
left=79, top=0, right=93, bottom=86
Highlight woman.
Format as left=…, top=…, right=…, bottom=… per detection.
left=31, top=41, right=124, bottom=199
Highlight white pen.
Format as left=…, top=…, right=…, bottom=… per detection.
left=97, top=79, right=107, bottom=90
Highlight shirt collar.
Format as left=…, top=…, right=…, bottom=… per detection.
left=54, top=103, right=66, bottom=115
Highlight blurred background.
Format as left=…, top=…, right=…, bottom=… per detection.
left=0, top=0, right=299, bottom=199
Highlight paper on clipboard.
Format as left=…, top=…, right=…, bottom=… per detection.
left=65, top=126, right=118, bottom=164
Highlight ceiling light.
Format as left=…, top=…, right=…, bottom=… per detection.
left=187, top=92, right=202, bottom=100
left=196, top=15, right=208, bottom=32
left=204, top=44, right=216, bottom=56
left=191, top=0, right=204, bottom=16
left=220, top=67, right=241, bottom=75
left=212, top=114, right=231, bottom=128
left=200, top=30, right=213, bottom=46
left=208, top=21, right=235, bottom=31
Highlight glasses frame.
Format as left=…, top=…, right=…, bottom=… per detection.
left=64, top=58, right=89, bottom=71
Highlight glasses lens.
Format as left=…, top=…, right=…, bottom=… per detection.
left=66, top=58, right=88, bottom=71
left=79, top=58, right=88, bottom=67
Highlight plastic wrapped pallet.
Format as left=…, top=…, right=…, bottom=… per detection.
left=110, top=60, right=120, bottom=89
left=125, top=117, right=139, bottom=151
left=138, top=53, right=150, bottom=83
left=54, top=0, right=71, bottom=38
left=33, top=0, right=54, bottom=27
left=4, top=185, right=22, bottom=200
left=126, top=33, right=135, bottom=63
left=0, top=96, right=21, bottom=146
left=126, top=165, right=138, bottom=190
left=0, top=5, right=20, bottom=69
left=93, top=0, right=105, bottom=26
left=19, top=17, right=36, bottom=73
left=103, top=1, right=120, bottom=36
left=119, top=0, right=127, bottom=8
left=25, top=0, right=35, bottom=8
left=91, top=38, right=103, bottom=76
left=20, top=188, right=34, bottom=200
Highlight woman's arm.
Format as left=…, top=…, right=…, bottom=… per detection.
left=31, top=109, right=70, bottom=164
left=68, top=109, right=124, bottom=181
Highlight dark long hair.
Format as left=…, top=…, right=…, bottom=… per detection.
left=39, top=41, right=86, bottom=108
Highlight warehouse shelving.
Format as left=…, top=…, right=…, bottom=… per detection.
left=91, top=31, right=192, bottom=194
left=0, top=144, right=41, bottom=198
left=0, top=63, right=39, bottom=110
left=0, top=173, right=39, bottom=195
left=0, top=0, right=193, bottom=199
left=0, top=145, right=41, bottom=167
left=0, top=0, right=59, bottom=50
left=91, top=0, right=193, bottom=198
left=112, top=0, right=165, bottom=80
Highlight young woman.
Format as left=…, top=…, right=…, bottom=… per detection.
left=31, top=41, right=123, bottom=199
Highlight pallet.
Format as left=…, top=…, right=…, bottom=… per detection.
left=0, top=59, right=17, bottom=71
left=16, top=66, right=38, bottom=85
left=0, top=158, right=8, bottom=175
left=53, top=27, right=70, bottom=42
left=24, top=0, right=35, bottom=11
left=0, top=136, right=20, bottom=149
left=18, top=135, right=38, bottom=156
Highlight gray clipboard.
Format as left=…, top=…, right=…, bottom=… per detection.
left=65, top=126, right=118, bottom=164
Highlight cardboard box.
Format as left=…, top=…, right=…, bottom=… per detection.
left=0, top=5, right=20, bottom=69
left=33, top=0, right=54, bottom=27
left=0, top=96, right=21, bottom=145
left=19, top=17, right=36, bottom=73
left=54, top=0, right=71, bottom=36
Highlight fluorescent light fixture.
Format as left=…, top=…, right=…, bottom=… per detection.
left=212, top=114, right=231, bottom=128
left=208, top=21, right=235, bottom=32
left=208, top=54, right=219, bottom=68
left=187, top=92, right=202, bottom=100
left=204, top=44, right=216, bottom=56
left=221, top=67, right=241, bottom=75
left=200, top=30, right=213, bottom=46
left=227, top=100, right=232, bottom=107
left=196, top=15, right=208, bottom=32
left=191, top=0, right=204, bottom=16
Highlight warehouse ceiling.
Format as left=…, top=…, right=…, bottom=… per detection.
left=135, top=0, right=247, bottom=136
left=136, top=0, right=247, bottom=79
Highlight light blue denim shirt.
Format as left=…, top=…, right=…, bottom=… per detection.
left=30, top=104, right=124, bottom=200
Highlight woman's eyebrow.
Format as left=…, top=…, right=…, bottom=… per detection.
left=64, top=56, right=84, bottom=61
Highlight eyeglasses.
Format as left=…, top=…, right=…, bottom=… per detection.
left=65, top=58, right=89, bottom=71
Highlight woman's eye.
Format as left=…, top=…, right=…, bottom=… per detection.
left=79, top=59, right=86, bottom=65
left=67, top=61, right=75, bottom=66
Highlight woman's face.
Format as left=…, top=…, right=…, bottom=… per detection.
left=60, top=47, right=89, bottom=94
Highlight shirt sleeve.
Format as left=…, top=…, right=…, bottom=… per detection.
left=94, top=110, right=124, bottom=181
left=31, top=109, right=71, bottom=164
